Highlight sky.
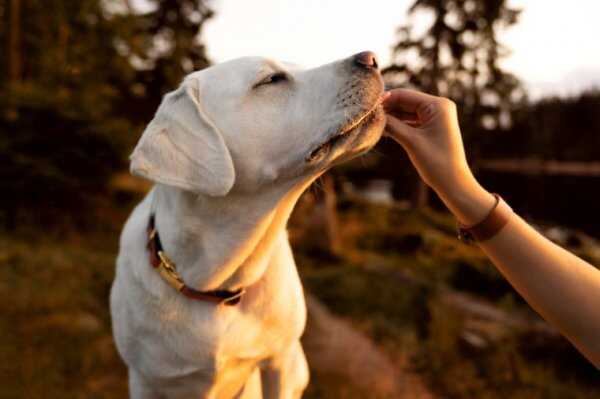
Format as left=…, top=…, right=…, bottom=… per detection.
left=198, top=0, right=600, bottom=99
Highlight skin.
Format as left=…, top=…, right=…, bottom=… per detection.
left=384, top=88, right=600, bottom=369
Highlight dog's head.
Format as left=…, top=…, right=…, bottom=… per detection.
left=130, top=52, right=385, bottom=196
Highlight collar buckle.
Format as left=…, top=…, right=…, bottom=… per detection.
left=223, top=288, right=246, bottom=306
left=156, top=251, right=185, bottom=292
left=148, top=228, right=157, bottom=244
left=148, top=213, right=245, bottom=305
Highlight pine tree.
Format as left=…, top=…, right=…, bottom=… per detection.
left=384, top=0, right=525, bottom=207
left=0, top=0, right=214, bottom=227
left=132, top=0, right=214, bottom=113
left=0, top=0, right=139, bottom=226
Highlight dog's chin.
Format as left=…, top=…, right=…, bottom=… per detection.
left=328, top=105, right=385, bottom=166
left=345, top=105, right=385, bottom=154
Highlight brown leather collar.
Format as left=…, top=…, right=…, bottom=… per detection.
left=147, top=214, right=244, bottom=306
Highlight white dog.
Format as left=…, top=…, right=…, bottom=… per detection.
left=110, top=52, right=385, bottom=399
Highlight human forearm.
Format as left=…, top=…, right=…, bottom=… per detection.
left=384, top=89, right=600, bottom=367
left=480, top=214, right=600, bottom=368
left=440, top=182, right=600, bottom=368
left=433, top=174, right=496, bottom=227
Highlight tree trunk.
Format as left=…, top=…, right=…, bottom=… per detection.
left=8, top=0, right=22, bottom=84
left=413, top=178, right=429, bottom=209
left=322, top=175, right=342, bottom=256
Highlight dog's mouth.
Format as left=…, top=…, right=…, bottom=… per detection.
left=307, top=101, right=383, bottom=163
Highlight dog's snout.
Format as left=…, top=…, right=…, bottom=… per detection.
left=352, top=51, right=378, bottom=70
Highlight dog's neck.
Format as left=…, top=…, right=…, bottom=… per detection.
left=150, top=177, right=316, bottom=291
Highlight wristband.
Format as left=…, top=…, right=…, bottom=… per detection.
left=457, top=194, right=512, bottom=244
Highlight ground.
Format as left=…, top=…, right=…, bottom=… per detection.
left=2, top=190, right=599, bottom=398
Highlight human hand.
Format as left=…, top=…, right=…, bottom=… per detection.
left=383, top=89, right=494, bottom=225
left=383, top=89, right=474, bottom=195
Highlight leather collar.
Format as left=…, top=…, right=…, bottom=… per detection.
left=147, top=214, right=244, bottom=306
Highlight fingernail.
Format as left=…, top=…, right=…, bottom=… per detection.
left=380, top=92, right=391, bottom=102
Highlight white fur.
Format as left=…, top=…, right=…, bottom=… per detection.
left=110, top=54, right=385, bottom=398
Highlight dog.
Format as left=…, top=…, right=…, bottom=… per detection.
left=110, top=51, right=385, bottom=398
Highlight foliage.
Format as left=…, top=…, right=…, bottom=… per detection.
left=0, top=230, right=127, bottom=398
left=384, top=0, right=526, bottom=134
left=369, top=0, right=527, bottom=207
left=0, top=0, right=213, bottom=227
left=292, top=198, right=600, bottom=398
left=132, top=0, right=214, bottom=112
left=479, top=89, right=600, bottom=161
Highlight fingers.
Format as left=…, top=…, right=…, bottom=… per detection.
left=387, top=110, right=419, bottom=126
left=380, top=91, right=391, bottom=103
left=385, top=113, right=417, bottom=149
left=383, top=88, right=439, bottom=114
left=384, top=89, right=458, bottom=129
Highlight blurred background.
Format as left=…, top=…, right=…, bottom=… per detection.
left=2, top=0, right=599, bottom=397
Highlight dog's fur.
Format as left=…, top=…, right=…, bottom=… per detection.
left=110, top=53, right=385, bottom=398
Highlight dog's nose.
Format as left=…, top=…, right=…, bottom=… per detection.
left=353, top=51, right=378, bottom=70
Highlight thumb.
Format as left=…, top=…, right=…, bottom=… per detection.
left=385, top=114, right=418, bottom=149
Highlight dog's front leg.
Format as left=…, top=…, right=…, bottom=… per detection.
left=260, top=341, right=309, bottom=399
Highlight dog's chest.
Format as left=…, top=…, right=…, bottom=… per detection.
left=203, top=264, right=306, bottom=364
left=117, top=243, right=306, bottom=385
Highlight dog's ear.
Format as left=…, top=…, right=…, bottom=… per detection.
left=130, top=79, right=235, bottom=196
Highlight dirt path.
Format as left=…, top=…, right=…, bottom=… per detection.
left=302, top=293, right=434, bottom=399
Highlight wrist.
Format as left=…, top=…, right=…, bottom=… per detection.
left=436, top=174, right=495, bottom=226
left=457, top=194, right=512, bottom=243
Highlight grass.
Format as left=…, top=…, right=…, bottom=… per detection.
left=2, top=193, right=599, bottom=398
left=0, top=230, right=128, bottom=399
left=292, top=197, right=600, bottom=398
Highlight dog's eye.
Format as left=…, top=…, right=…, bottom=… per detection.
left=255, top=72, right=288, bottom=87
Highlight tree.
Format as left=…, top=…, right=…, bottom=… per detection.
left=7, top=0, right=21, bottom=85
left=478, top=90, right=600, bottom=162
left=0, top=0, right=214, bottom=228
left=127, top=0, right=214, bottom=116
left=0, top=0, right=140, bottom=227
left=384, top=0, right=525, bottom=207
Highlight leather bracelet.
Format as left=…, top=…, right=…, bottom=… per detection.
left=457, top=194, right=512, bottom=244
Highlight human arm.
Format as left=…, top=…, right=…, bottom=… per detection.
left=384, top=89, right=600, bottom=368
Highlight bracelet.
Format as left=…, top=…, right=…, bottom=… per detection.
left=457, top=194, right=512, bottom=244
